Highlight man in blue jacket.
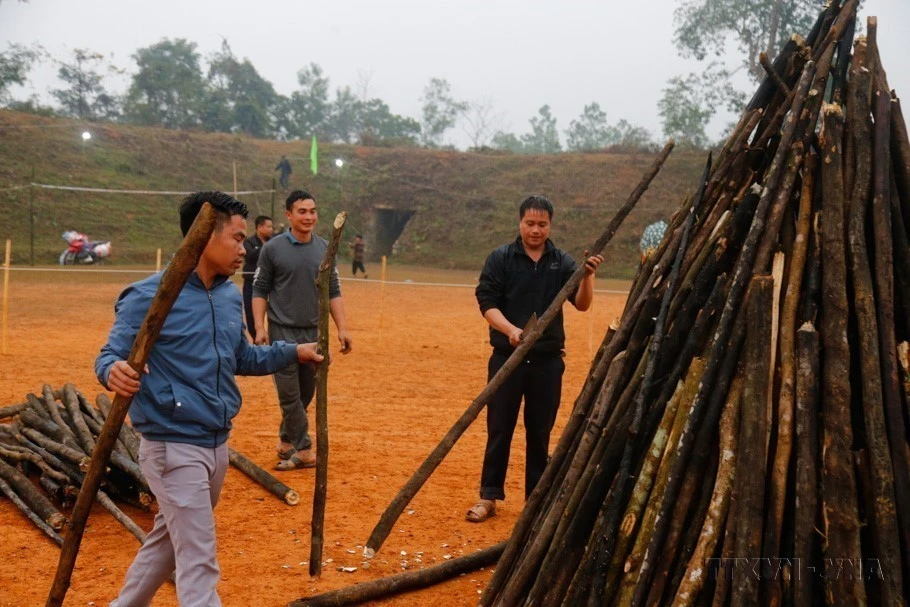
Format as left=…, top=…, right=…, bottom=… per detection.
left=97, top=191, right=322, bottom=607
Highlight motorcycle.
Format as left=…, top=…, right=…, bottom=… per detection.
left=59, top=230, right=112, bottom=265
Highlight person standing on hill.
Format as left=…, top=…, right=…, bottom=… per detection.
left=252, top=190, right=353, bottom=471
left=97, top=191, right=323, bottom=606
left=242, top=215, right=274, bottom=341
left=349, top=233, right=368, bottom=278
left=467, top=195, right=603, bottom=523
left=275, top=155, right=292, bottom=190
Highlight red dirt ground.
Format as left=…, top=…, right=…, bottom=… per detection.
left=0, top=266, right=628, bottom=606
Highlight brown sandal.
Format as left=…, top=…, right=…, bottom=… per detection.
left=274, top=451, right=316, bottom=471
left=466, top=499, right=496, bottom=523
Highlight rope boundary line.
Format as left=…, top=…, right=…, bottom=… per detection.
left=3, top=267, right=629, bottom=294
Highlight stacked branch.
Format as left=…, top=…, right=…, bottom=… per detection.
left=1, top=385, right=302, bottom=547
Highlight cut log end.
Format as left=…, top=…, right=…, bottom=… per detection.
left=285, top=490, right=300, bottom=506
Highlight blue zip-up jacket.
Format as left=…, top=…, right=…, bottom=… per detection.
left=95, top=271, right=299, bottom=447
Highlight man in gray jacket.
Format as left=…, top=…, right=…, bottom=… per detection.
left=253, top=189, right=352, bottom=471
left=98, top=191, right=323, bottom=606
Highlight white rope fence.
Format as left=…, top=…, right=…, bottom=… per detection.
left=1, top=183, right=277, bottom=196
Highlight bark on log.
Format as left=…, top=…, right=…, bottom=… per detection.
left=310, top=211, right=346, bottom=578
left=730, top=276, right=774, bottom=607
left=95, top=393, right=140, bottom=462
left=0, top=403, right=27, bottom=420
left=819, top=102, right=866, bottom=606
left=289, top=542, right=506, bottom=607
left=47, top=201, right=219, bottom=607
left=870, top=87, right=910, bottom=592
left=0, top=477, right=63, bottom=546
left=368, top=140, right=675, bottom=562
left=0, top=457, right=65, bottom=530
left=794, top=323, right=820, bottom=607
left=62, top=384, right=95, bottom=456
left=671, top=373, right=743, bottom=607
left=228, top=447, right=299, bottom=506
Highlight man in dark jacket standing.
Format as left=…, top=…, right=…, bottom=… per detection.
left=242, top=214, right=274, bottom=341
left=97, top=191, right=323, bottom=606
left=466, top=195, right=602, bottom=523
left=275, top=155, right=292, bottom=190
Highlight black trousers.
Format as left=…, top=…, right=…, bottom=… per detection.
left=352, top=260, right=366, bottom=276
left=242, top=280, right=257, bottom=342
left=480, top=352, right=565, bottom=501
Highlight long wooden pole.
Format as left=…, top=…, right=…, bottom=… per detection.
left=46, top=202, right=218, bottom=607
left=155, top=248, right=162, bottom=273
left=310, top=211, right=347, bottom=578
left=2, top=239, right=10, bottom=355
left=364, top=140, right=674, bottom=560
left=233, top=160, right=238, bottom=198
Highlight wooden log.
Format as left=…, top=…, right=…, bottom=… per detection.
left=0, top=445, right=69, bottom=484
left=0, top=402, right=27, bottom=420
left=81, top=411, right=132, bottom=462
left=95, top=393, right=140, bottom=462
left=366, top=140, right=675, bottom=561
left=40, top=385, right=71, bottom=440
left=75, top=391, right=104, bottom=428
left=614, top=360, right=707, bottom=605
left=794, top=323, right=820, bottom=607
left=47, top=201, right=219, bottom=607
left=96, top=489, right=147, bottom=544
left=0, top=477, right=63, bottom=546
left=870, top=86, right=910, bottom=591
left=0, top=457, right=65, bottom=530
left=25, top=393, right=50, bottom=420
left=729, top=276, right=774, bottom=607
left=288, top=542, right=506, bottom=607
left=818, top=102, right=866, bottom=605
left=62, top=384, right=95, bottom=456
left=228, top=447, right=299, bottom=505
left=671, top=373, right=743, bottom=607
left=310, top=211, right=346, bottom=578
left=630, top=62, right=817, bottom=606
left=573, top=156, right=708, bottom=607
left=19, top=427, right=90, bottom=470
left=760, top=51, right=792, bottom=96
left=763, top=147, right=816, bottom=583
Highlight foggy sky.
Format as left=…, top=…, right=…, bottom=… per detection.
left=1, top=0, right=908, bottom=148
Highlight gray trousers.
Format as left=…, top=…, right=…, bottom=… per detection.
left=111, top=438, right=228, bottom=607
left=269, top=323, right=317, bottom=452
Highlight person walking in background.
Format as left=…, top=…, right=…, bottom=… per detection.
left=349, top=233, right=368, bottom=278
left=252, top=190, right=353, bottom=471
left=275, top=155, right=292, bottom=190
left=466, top=195, right=603, bottom=523
left=97, top=191, right=323, bottom=606
left=242, top=215, right=274, bottom=342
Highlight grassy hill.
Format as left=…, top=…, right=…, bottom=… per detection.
left=0, top=111, right=706, bottom=277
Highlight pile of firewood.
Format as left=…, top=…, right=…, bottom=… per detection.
left=0, top=384, right=303, bottom=549
left=480, top=2, right=910, bottom=605
left=0, top=384, right=150, bottom=546
left=291, top=2, right=910, bottom=606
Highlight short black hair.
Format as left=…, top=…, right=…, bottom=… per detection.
left=255, top=215, right=272, bottom=227
left=355, top=233, right=363, bottom=238
left=179, top=191, right=248, bottom=236
left=286, top=190, right=315, bottom=211
left=519, top=195, right=554, bottom=220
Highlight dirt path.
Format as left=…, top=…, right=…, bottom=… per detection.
left=0, top=267, right=627, bottom=606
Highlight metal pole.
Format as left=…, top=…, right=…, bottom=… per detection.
left=2, top=239, right=11, bottom=355
left=29, top=166, right=35, bottom=267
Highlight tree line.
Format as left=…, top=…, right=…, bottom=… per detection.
left=0, top=1, right=823, bottom=152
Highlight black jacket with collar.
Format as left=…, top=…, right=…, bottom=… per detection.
left=475, top=236, right=578, bottom=356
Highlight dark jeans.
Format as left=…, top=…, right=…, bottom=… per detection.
left=269, top=323, right=317, bottom=451
left=352, top=260, right=366, bottom=276
left=279, top=173, right=290, bottom=190
left=242, top=280, right=257, bottom=342
left=480, top=352, right=565, bottom=501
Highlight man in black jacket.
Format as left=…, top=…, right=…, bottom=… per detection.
left=467, top=195, right=602, bottom=522
left=242, top=215, right=273, bottom=341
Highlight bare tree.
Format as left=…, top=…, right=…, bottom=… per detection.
left=459, top=96, right=502, bottom=149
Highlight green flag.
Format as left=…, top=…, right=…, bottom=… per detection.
left=310, top=135, right=318, bottom=175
